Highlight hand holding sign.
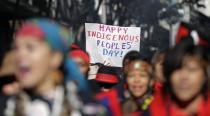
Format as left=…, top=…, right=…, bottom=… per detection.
left=103, top=60, right=111, bottom=66
left=85, top=23, right=140, bottom=67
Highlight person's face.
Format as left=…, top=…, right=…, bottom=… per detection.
left=171, top=57, right=205, bottom=102
left=72, top=57, right=89, bottom=76
left=126, top=61, right=152, bottom=98
left=14, top=36, right=53, bottom=89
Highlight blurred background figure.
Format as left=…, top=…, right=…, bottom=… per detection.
left=69, top=44, right=90, bottom=77
left=69, top=44, right=104, bottom=94
left=94, top=65, right=122, bottom=116
left=122, top=58, right=154, bottom=115
left=145, top=43, right=210, bottom=116
left=95, top=66, right=119, bottom=92
left=151, top=49, right=167, bottom=91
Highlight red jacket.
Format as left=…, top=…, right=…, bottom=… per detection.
left=148, top=89, right=210, bottom=116
left=96, top=89, right=122, bottom=116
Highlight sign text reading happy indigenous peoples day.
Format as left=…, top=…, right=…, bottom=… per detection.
left=85, top=23, right=140, bottom=67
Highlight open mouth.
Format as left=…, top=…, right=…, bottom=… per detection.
left=132, top=85, right=143, bottom=91
left=17, top=63, right=31, bottom=78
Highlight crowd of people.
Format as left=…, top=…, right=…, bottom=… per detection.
left=0, top=18, right=210, bottom=116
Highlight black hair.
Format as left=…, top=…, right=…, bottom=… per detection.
left=163, top=42, right=209, bottom=95
left=96, top=82, right=117, bottom=89
left=122, top=51, right=141, bottom=67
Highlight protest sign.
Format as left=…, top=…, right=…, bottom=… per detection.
left=85, top=23, right=140, bottom=67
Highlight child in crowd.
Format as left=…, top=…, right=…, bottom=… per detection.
left=95, top=65, right=122, bottom=116
left=122, top=58, right=154, bottom=115
left=4, top=18, right=106, bottom=116
left=95, top=66, right=119, bottom=92
left=70, top=44, right=90, bottom=77
left=146, top=43, right=210, bottom=116
left=151, top=50, right=166, bottom=91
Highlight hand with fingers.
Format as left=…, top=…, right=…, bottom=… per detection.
left=103, top=60, right=111, bottom=66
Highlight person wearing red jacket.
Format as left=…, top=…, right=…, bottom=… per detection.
left=145, top=43, right=210, bottom=116
left=94, top=65, right=122, bottom=116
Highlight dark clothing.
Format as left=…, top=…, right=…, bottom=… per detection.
left=88, top=79, right=101, bottom=94
left=0, top=93, right=9, bottom=116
